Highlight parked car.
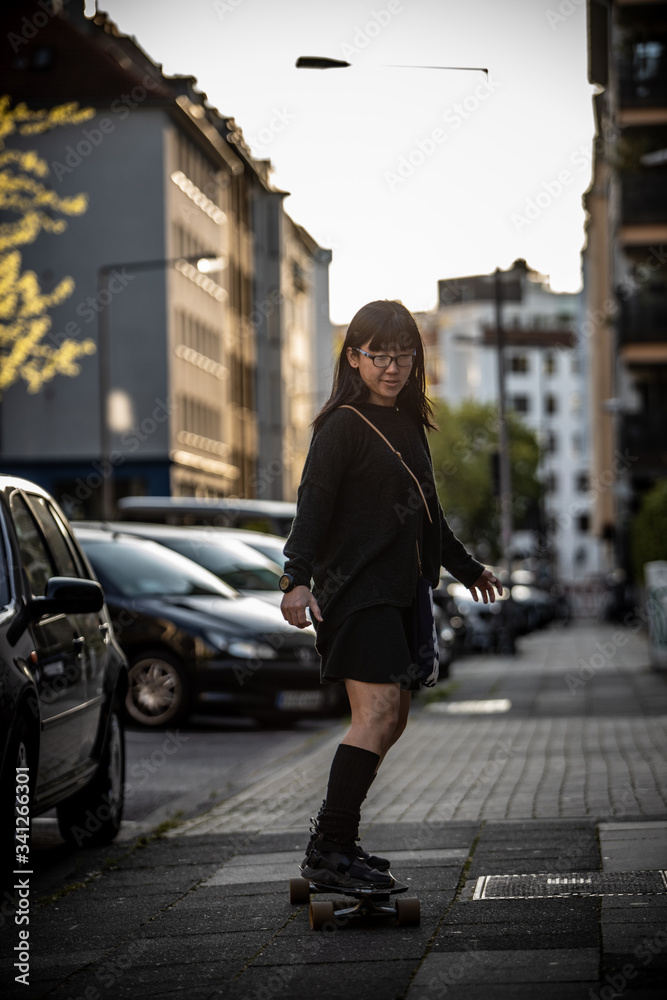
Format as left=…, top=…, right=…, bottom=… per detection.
left=72, top=527, right=348, bottom=727
left=117, top=496, right=296, bottom=536
left=220, top=528, right=288, bottom=570
left=80, top=522, right=284, bottom=606
left=446, top=581, right=516, bottom=654
left=0, top=477, right=128, bottom=873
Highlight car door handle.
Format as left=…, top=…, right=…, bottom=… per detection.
left=98, top=623, right=109, bottom=634
left=72, top=636, right=85, bottom=654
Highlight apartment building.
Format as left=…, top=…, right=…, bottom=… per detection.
left=0, top=1, right=331, bottom=515
left=429, top=260, right=601, bottom=582
left=584, top=0, right=667, bottom=577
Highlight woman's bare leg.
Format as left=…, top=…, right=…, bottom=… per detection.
left=377, top=689, right=412, bottom=768
left=342, top=679, right=402, bottom=756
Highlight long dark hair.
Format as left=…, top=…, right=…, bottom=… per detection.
left=313, top=300, right=437, bottom=433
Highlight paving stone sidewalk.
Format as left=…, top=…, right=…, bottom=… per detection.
left=3, top=621, right=667, bottom=1000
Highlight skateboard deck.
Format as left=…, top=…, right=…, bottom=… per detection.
left=289, top=875, right=420, bottom=929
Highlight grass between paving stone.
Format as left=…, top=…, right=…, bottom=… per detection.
left=417, top=679, right=460, bottom=705
left=36, top=812, right=185, bottom=907
left=396, top=820, right=486, bottom=1000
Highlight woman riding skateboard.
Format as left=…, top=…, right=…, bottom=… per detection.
left=279, top=299, right=502, bottom=890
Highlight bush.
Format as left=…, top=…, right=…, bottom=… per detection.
left=631, top=478, right=667, bottom=583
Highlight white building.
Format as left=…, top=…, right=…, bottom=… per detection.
left=427, top=260, right=602, bottom=583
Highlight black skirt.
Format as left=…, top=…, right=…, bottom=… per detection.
left=318, top=602, right=421, bottom=691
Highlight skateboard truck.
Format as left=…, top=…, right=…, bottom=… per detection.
left=289, top=876, right=421, bottom=930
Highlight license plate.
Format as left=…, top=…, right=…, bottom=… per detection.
left=276, top=690, right=325, bottom=711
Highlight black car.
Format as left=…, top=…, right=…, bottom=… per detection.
left=79, top=521, right=285, bottom=606
left=73, top=527, right=348, bottom=727
left=0, top=477, right=128, bottom=875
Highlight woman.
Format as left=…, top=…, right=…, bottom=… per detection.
left=279, top=300, right=501, bottom=890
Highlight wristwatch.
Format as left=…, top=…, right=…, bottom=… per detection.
left=279, top=572, right=296, bottom=593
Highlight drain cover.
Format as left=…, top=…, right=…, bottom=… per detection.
left=472, top=871, right=667, bottom=900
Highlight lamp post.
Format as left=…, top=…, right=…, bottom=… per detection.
left=493, top=268, right=513, bottom=575
left=97, top=254, right=222, bottom=520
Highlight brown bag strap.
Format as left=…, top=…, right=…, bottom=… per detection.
left=339, top=404, right=433, bottom=576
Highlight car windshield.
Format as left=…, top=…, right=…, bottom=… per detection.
left=155, top=537, right=283, bottom=592
left=79, top=536, right=239, bottom=599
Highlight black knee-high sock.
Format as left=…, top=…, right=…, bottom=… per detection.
left=318, top=744, right=380, bottom=845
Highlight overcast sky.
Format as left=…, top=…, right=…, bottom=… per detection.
left=93, top=0, right=597, bottom=323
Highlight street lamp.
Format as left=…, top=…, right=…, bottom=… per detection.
left=296, top=56, right=488, bottom=75
left=97, top=254, right=221, bottom=520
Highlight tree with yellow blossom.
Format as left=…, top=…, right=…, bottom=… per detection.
left=0, top=95, right=97, bottom=396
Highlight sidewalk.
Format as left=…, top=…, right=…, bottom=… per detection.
left=4, top=620, right=667, bottom=999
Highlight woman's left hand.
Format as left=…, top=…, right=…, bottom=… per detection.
left=468, top=569, right=503, bottom=604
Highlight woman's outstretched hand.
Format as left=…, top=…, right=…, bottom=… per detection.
left=468, top=569, right=503, bottom=604
left=281, top=585, right=323, bottom=628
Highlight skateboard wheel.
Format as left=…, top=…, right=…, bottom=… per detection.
left=289, top=877, right=311, bottom=904
left=396, top=896, right=420, bottom=926
left=310, top=900, right=335, bottom=930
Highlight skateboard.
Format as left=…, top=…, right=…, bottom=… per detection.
left=288, top=876, right=420, bottom=930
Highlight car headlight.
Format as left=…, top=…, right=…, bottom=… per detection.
left=203, top=631, right=278, bottom=659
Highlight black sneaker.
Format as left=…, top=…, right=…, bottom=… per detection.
left=300, top=839, right=394, bottom=890
left=353, top=839, right=391, bottom=872
left=304, top=811, right=391, bottom=873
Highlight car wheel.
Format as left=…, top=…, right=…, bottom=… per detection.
left=126, top=650, right=190, bottom=727
left=57, top=699, right=125, bottom=848
left=1, top=716, right=34, bottom=890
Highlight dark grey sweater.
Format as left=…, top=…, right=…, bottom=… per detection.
left=283, top=402, right=485, bottom=648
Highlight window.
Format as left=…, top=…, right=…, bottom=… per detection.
left=572, top=433, right=582, bottom=457
left=543, top=352, right=557, bottom=376
left=29, top=496, right=81, bottom=578
left=545, top=431, right=558, bottom=454
left=511, top=395, right=530, bottom=414
left=577, top=514, right=590, bottom=533
left=545, top=472, right=558, bottom=493
left=10, top=493, right=53, bottom=597
left=576, top=472, right=589, bottom=493
left=510, top=354, right=529, bottom=374
left=545, top=393, right=558, bottom=415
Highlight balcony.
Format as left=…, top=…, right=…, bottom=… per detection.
left=618, top=42, right=667, bottom=109
left=619, top=174, right=667, bottom=226
left=622, top=410, right=667, bottom=474
left=618, top=294, right=667, bottom=346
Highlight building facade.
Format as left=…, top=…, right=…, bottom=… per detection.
left=427, top=260, right=601, bottom=583
left=584, top=0, right=667, bottom=583
left=0, top=1, right=331, bottom=516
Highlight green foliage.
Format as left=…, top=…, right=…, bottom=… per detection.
left=428, top=399, right=543, bottom=561
left=631, top=478, right=667, bottom=583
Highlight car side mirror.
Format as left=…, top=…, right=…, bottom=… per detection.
left=7, top=577, right=105, bottom=645
left=32, top=577, right=105, bottom=616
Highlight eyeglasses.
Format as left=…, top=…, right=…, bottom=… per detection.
left=352, top=347, right=416, bottom=368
